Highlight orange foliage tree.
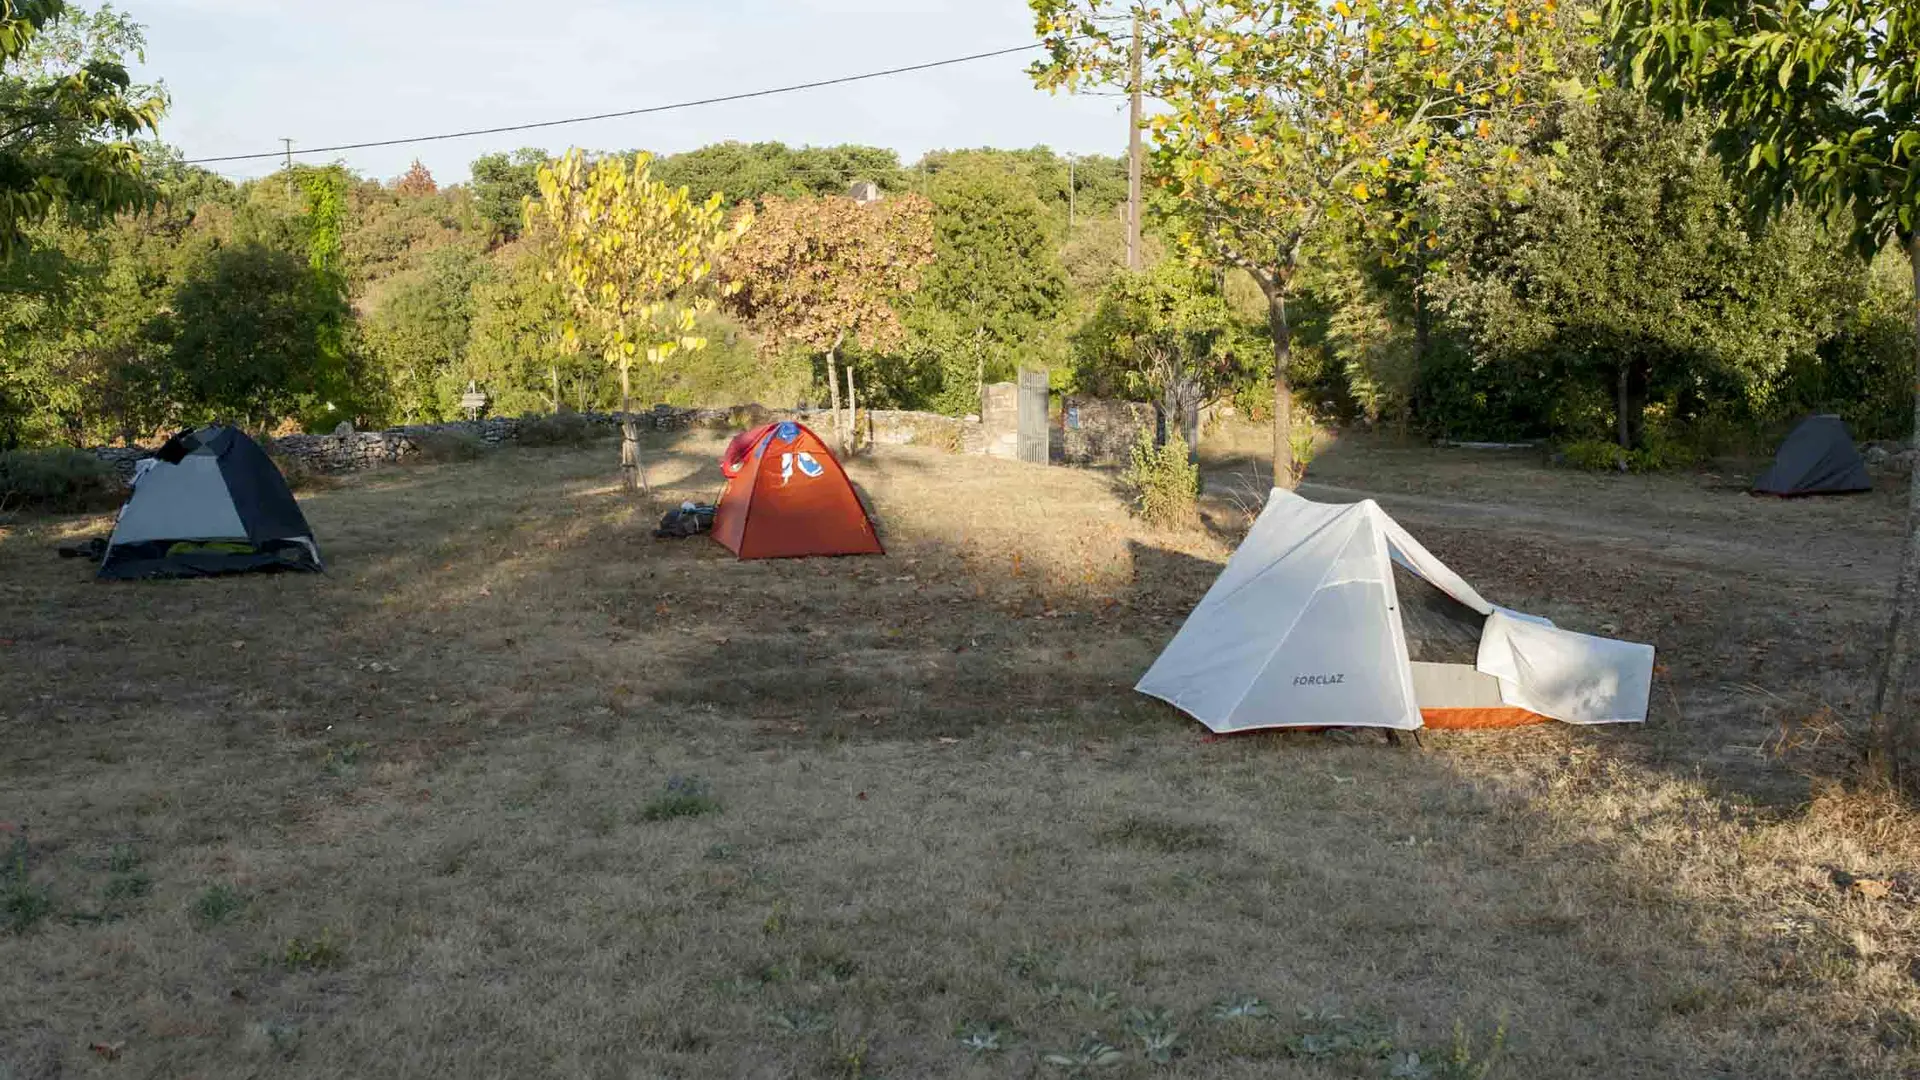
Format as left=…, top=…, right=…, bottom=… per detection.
left=394, top=159, right=437, bottom=197
left=720, top=193, right=935, bottom=449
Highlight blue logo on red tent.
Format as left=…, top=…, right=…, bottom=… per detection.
left=796, top=452, right=823, bottom=478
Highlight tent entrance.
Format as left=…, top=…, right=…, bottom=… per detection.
left=1391, top=563, right=1551, bottom=729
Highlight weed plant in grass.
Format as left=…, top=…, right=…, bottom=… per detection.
left=277, top=931, right=345, bottom=972
left=191, top=884, right=246, bottom=927
left=639, top=775, right=721, bottom=821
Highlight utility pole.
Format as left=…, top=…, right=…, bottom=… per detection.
left=1126, top=14, right=1144, bottom=271
left=281, top=138, right=295, bottom=198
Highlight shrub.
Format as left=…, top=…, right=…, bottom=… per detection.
left=410, top=430, right=487, bottom=463
left=516, top=411, right=599, bottom=448
left=1558, top=437, right=1699, bottom=473
left=1122, top=427, right=1200, bottom=528
left=0, top=448, right=121, bottom=512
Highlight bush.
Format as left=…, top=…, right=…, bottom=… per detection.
left=0, top=448, right=122, bottom=512
left=410, top=430, right=488, bottom=463
left=516, top=411, right=599, bottom=448
left=1123, top=427, right=1200, bottom=528
left=1557, top=436, right=1698, bottom=473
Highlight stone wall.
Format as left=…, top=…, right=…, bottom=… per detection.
left=87, top=397, right=1179, bottom=481
left=89, top=405, right=975, bottom=482
left=1062, top=396, right=1155, bottom=466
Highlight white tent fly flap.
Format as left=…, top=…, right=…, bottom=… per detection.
left=1137, top=489, right=1654, bottom=733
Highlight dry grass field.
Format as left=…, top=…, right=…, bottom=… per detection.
left=4, top=429, right=1920, bottom=1078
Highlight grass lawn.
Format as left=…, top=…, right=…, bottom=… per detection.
left=3, top=429, right=1918, bottom=1078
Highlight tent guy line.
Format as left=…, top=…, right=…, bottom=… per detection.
left=181, top=42, right=1053, bottom=165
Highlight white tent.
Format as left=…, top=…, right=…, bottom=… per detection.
left=1137, top=489, right=1654, bottom=733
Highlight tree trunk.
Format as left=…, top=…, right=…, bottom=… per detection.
left=826, top=345, right=843, bottom=453
left=846, top=365, right=858, bottom=455
left=618, top=359, right=643, bottom=494
left=1267, top=288, right=1296, bottom=489
left=547, top=364, right=560, bottom=413
left=975, top=328, right=987, bottom=411
left=1615, top=361, right=1633, bottom=471
left=1868, top=233, right=1920, bottom=789
left=1406, top=251, right=1429, bottom=441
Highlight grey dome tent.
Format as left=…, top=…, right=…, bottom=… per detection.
left=99, top=426, right=323, bottom=580
left=1752, top=415, right=1872, bottom=497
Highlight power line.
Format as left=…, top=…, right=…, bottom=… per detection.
left=183, top=42, right=1050, bottom=166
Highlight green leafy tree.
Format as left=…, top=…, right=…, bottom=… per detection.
left=1429, top=90, right=1859, bottom=452
left=917, top=147, right=1129, bottom=223
left=342, top=175, right=478, bottom=287
left=365, top=245, right=489, bottom=421
left=1073, top=260, right=1262, bottom=451
left=469, top=148, right=547, bottom=242
left=1032, top=0, right=1570, bottom=485
left=654, top=141, right=905, bottom=207
left=720, top=192, right=934, bottom=449
left=1607, top=0, right=1920, bottom=785
left=0, top=0, right=165, bottom=256
left=527, top=148, right=750, bottom=492
left=465, top=238, right=600, bottom=414
left=913, top=157, right=1068, bottom=413
left=160, top=243, right=350, bottom=431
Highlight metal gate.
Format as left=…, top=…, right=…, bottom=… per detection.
left=1017, top=369, right=1050, bottom=465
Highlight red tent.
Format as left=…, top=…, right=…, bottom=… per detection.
left=712, top=421, right=883, bottom=559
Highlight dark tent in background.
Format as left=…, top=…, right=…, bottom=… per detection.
left=1752, top=415, right=1873, bottom=497
left=99, top=426, right=323, bottom=579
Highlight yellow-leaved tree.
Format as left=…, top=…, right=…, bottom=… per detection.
left=525, top=149, right=752, bottom=493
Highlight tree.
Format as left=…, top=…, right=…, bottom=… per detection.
left=1428, top=90, right=1858, bottom=452
left=394, top=159, right=437, bottom=197
left=0, top=0, right=165, bottom=256
left=365, top=245, right=489, bottom=421
left=654, top=142, right=906, bottom=207
left=466, top=238, right=599, bottom=415
left=1072, top=260, right=1262, bottom=451
left=526, top=149, right=750, bottom=492
left=469, top=148, right=547, bottom=242
left=1605, top=0, right=1920, bottom=784
left=1032, top=0, right=1569, bottom=486
left=720, top=193, right=934, bottom=450
left=160, top=244, right=347, bottom=431
left=913, top=158, right=1068, bottom=412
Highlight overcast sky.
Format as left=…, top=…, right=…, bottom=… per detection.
left=128, top=0, right=1132, bottom=185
